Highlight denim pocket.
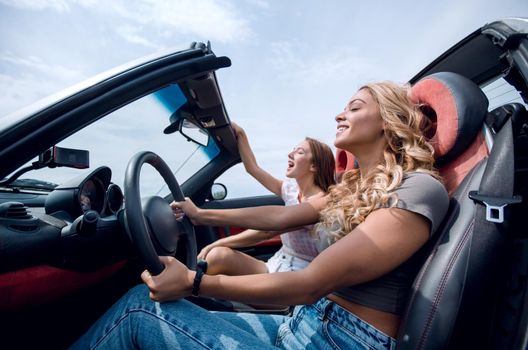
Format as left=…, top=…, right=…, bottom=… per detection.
left=287, top=304, right=307, bottom=333
left=323, top=318, right=375, bottom=350
left=323, top=316, right=394, bottom=350
left=277, top=300, right=395, bottom=350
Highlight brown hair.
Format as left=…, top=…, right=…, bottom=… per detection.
left=306, top=137, right=336, bottom=192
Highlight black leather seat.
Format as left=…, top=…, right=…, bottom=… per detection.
left=397, top=72, right=524, bottom=349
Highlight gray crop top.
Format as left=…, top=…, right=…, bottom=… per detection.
left=331, top=172, right=449, bottom=315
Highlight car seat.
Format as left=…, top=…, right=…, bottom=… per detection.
left=336, top=72, right=525, bottom=349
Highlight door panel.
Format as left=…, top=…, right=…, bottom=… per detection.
left=196, top=195, right=284, bottom=261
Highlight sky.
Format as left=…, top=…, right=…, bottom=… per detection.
left=0, top=0, right=527, bottom=197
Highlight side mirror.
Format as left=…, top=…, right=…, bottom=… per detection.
left=210, top=183, right=227, bottom=200
left=179, top=119, right=209, bottom=147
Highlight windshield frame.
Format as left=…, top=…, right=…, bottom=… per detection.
left=0, top=44, right=232, bottom=181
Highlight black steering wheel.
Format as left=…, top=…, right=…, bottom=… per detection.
left=124, top=151, right=197, bottom=275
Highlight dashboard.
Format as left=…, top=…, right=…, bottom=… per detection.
left=0, top=166, right=129, bottom=274
left=46, top=166, right=123, bottom=220
left=0, top=166, right=133, bottom=314
left=79, top=179, right=103, bottom=212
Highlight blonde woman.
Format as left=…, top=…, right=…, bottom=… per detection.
left=72, top=82, right=449, bottom=349
left=200, top=123, right=336, bottom=276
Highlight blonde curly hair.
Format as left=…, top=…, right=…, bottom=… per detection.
left=315, top=81, right=440, bottom=242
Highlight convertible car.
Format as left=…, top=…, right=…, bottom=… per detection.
left=1, top=18, right=527, bottom=349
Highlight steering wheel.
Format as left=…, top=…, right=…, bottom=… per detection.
left=124, top=151, right=197, bottom=275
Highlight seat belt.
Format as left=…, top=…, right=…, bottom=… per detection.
left=454, top=108, right=522, bottom=348
left=468, top=117, right=522, bottom=223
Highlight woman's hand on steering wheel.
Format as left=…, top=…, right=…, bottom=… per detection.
left=171, top=198, right=202, bottom=225
left=141, top=256, right=194, bottom=302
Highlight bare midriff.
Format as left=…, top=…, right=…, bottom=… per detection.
left=327, top=293, right=400, bottom=338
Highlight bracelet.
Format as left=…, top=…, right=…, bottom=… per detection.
left=191, top=260, right=208, bottom=297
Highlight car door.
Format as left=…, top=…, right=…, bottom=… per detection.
left=0, top=43, right=245, bottom=349
left=197, top=192, right=285, bottom=261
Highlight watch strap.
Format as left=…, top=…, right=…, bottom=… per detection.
left=191, top=259, right=208, bottom=297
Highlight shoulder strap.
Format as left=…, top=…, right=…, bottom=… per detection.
left=454, top=111, right=522, bottom=348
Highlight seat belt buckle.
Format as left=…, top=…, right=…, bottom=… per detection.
left=468, top=191, right=522, bottom=223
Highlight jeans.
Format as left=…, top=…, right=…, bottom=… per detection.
left=70, top=285, right=396, bottom=350
left=265, top=247, right=311, bottom=272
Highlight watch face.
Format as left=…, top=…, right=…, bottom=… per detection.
left=197, top=259, right=208, bottom=273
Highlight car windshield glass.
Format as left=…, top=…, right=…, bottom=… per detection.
left=6, top=84, right=220, bottom=197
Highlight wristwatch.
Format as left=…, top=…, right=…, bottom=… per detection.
left=191, top=259, right=208, bottom=297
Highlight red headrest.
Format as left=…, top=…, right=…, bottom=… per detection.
left=410, top=72, right=488, bottom=164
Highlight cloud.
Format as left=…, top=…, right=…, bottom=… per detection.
left=245, top=0, right=269, bottom=9
left=0, top=53, right=84, bottom=81
left=101, top=0, right=253, bottom=43
left=0, top=53, right=86, bottom=116
left=268, top=41, right=387, bottom=88
left=116, top=24, right=162, bottom=50
left=1, top=0, right=253, bottom=44
left=0, top=1, right=252, bottom=117
left=0, top=0, right=70, bottom=12
left=0, top=74, right=43, bottom=116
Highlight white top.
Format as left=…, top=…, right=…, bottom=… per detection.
left=279, top=179, right=319, bottom=261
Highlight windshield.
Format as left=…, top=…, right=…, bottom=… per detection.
left=5, top=84, right=220, bottom=197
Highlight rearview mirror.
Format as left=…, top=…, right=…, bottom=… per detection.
left=179, top=119, right=209, bottom=147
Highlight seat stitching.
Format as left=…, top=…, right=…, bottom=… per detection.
left=400, top=162, right=481, bottom=337
left=409, top=161, right=483, bottom=349
left=417, top=220, right=474, bottom=349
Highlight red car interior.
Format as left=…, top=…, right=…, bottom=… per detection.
left=0, top=261, right=126, bottom=311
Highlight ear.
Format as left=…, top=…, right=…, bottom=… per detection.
left=310, top=164, right=317, bottom=173
left=380, top=122, right=387, bottom=137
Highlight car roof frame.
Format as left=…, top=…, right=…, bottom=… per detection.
left=410, top=18, right=528, bottom=90
left=0, top=44, right=233, bottom=181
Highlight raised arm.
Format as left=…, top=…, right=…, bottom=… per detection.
left=232, top=123, right=283, bottom=196
left=171, top=196, right=326, bottom=231
left=143, top=207, right=430, bottom=306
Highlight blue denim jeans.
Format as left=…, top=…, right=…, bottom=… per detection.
left=70, top=284, right=396, bottom=349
